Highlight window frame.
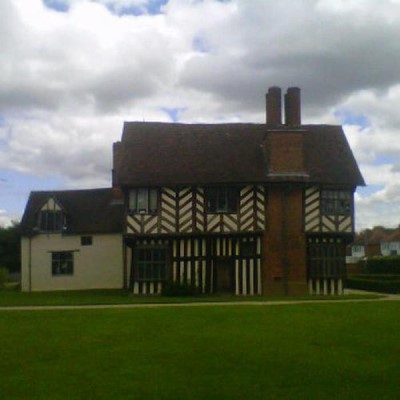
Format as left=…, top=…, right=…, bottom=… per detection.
left=134, top=245, right=169, bottom=282
left=307, top=236, right=346, bottom=279
left=38, top=210, right=65, bottom=232
left=320, top=190, right=352, bottom=216
left=205, top=187, right=239, bottom=214
left=51, top=251, right=74, bottom=276
left=129, top=188, right=159, bottom=215
left=240, top=239, right=257, bottom=257
left=81, top=236, right=93, bottom=246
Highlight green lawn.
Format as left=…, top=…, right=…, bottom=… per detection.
left=1, top=302, right=400, bottom=399
left=0, top=287, right=381, bottom=307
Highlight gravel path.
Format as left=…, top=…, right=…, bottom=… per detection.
left=0, top=291, right=399, bottom=311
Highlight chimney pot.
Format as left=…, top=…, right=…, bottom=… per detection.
left=284, top=87, right=301, bottom=126
left=266, top=86, right=282, bottom=127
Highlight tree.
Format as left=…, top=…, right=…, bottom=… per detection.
left=0, top=222, right=20, bottom=273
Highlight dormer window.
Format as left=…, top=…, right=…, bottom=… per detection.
left=37, top=197, right=65, bottom=232
left=129, top=188, right=158, bottom=215
left=38, top=210, right=64, bottom=232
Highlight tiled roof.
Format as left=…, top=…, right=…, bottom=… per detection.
left=113, top=122, right=365, bottom=187
left=354, top=227, right=400, bottom=245
left=20, top=188, right=124, bottom=235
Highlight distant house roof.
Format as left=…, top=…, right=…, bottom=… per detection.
left=113, top=122, right=365, bottom=187
left=20, top=188, right=124, bottom=236
left=353, top=226, right=400, bottom=245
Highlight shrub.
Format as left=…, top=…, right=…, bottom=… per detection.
left=0, top=266, right=9, bottom=288
left=364, top=256, right=400, bottom=274
left=162, top=281, right=200, bottom=296
left=346, top=275, right=400, bottom=294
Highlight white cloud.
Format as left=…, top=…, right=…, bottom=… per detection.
left=1, top=0, right=400, bottom=229
left=0, top=209, right=13, bottom=228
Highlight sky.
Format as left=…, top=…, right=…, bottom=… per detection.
left=1, top=0, right=400, bottom=231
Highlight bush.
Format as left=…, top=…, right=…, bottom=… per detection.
left=162, top=281, right=200, bottom=296
left=364, top=256, right=400, bottom=274
left=350, top=274, right=400, bottom=281
left=346, top=275, right=400, bottom=294
left=0, top=266, right=9, bottom=288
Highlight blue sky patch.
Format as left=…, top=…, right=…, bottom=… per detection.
left=43, top=0, right=69, bottom=12
left=107, top=0, right=168, bottom=16
left=146, top=0, right=168, bottom=15
left=162, top=107, right=186, bottom=122
left=334, top=109, right=370, bottom=130
left=43, top=0, right=168, bottom=16
left=192, top=35, right=211, bottom=53
left=373, top=155, right=397, bottom=165
left=0, top=169, right=65, bottom=219
left=356, top=184, right=384, bottom=197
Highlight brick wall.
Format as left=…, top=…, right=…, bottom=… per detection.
left=262, top=185, right=308, bottom=295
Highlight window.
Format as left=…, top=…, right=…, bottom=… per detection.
left=240, top=240, right=256, bottom=257
left=129, top=188, right=158, bottom=214
left=52, top=252, right=73, bottom=276
left=307, top=237, right=345, bottom=278
left=81, top=236, right=92, bottom=246
left=135, top=246, right=168, bottom=281
left=321, top=190, right=352, bottom=216
left=38, top=210, right=64, bottom=232
left=206, top=187, right=238, bottom=214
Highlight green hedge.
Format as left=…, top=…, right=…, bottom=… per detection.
left=162, top=281, right=200, bottom=296
left=346, top=275, right=400, bottom=294
left=363, top=256, right=400, bottom=274
left=351, top=274, right=400, bottom=281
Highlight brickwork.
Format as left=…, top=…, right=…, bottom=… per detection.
left=266, top=131, right=305, bottom=175
left=262, top=185, right=308, bottom=295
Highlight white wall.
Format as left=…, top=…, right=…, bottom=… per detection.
left=351, top=245, right=365, bottom=257
left=381, top=241, right=400, bottom=256
left=21, top=233, right=123, bottom=291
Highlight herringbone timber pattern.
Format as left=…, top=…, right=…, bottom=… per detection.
left=304, top=187, right=353, bottom=233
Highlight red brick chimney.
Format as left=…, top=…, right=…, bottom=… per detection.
left=266, top=86, right=282, bottom=127
left=284, top=87, right=301, bottom=127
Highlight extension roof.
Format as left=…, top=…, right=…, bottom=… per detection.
left=20, top=188, right=124, bottom=236
left=113, top=122, right=365, bottom=187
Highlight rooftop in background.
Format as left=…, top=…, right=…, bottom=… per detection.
left=353, top=226, right=400, bottom=245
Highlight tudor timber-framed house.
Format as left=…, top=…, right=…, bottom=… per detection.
left=20, top=86, right=364, bottom=295
left=112, top=86, right=365, bottom=296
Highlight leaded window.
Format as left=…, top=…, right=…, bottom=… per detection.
left=135, top=246, right=168, bottom=281
left=52, top=251, right=73, bottom=276
left=129, top=188, right=158, bottom=215
left=205, top=187, right=238, bottom=214
left=38, top=210, right=64, bottom=232
left=307, top=237, right=345, bottom=278
left=321, top=190, right=352, bottom=216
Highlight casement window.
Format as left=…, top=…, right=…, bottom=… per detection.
left=52, top=251, right=73, bottom=276
left=307, top=237, right=345, bottom=278
left=38, top=210, right=65, bottom=232
left=240, top=239, right=256, bottom=257
left=81, top=236, right=92, bottom=246
left=321, top=190, right=352, bottom=216
left=129, top=188, right=158, bottom=214
left=205, top=187, right=239, bottom=214
left=135, top=246, right=168, bottom=281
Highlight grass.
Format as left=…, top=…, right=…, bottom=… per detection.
left=0, top=287, right=382, bottom=307
left=1, top=302, right=400, bottom=399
